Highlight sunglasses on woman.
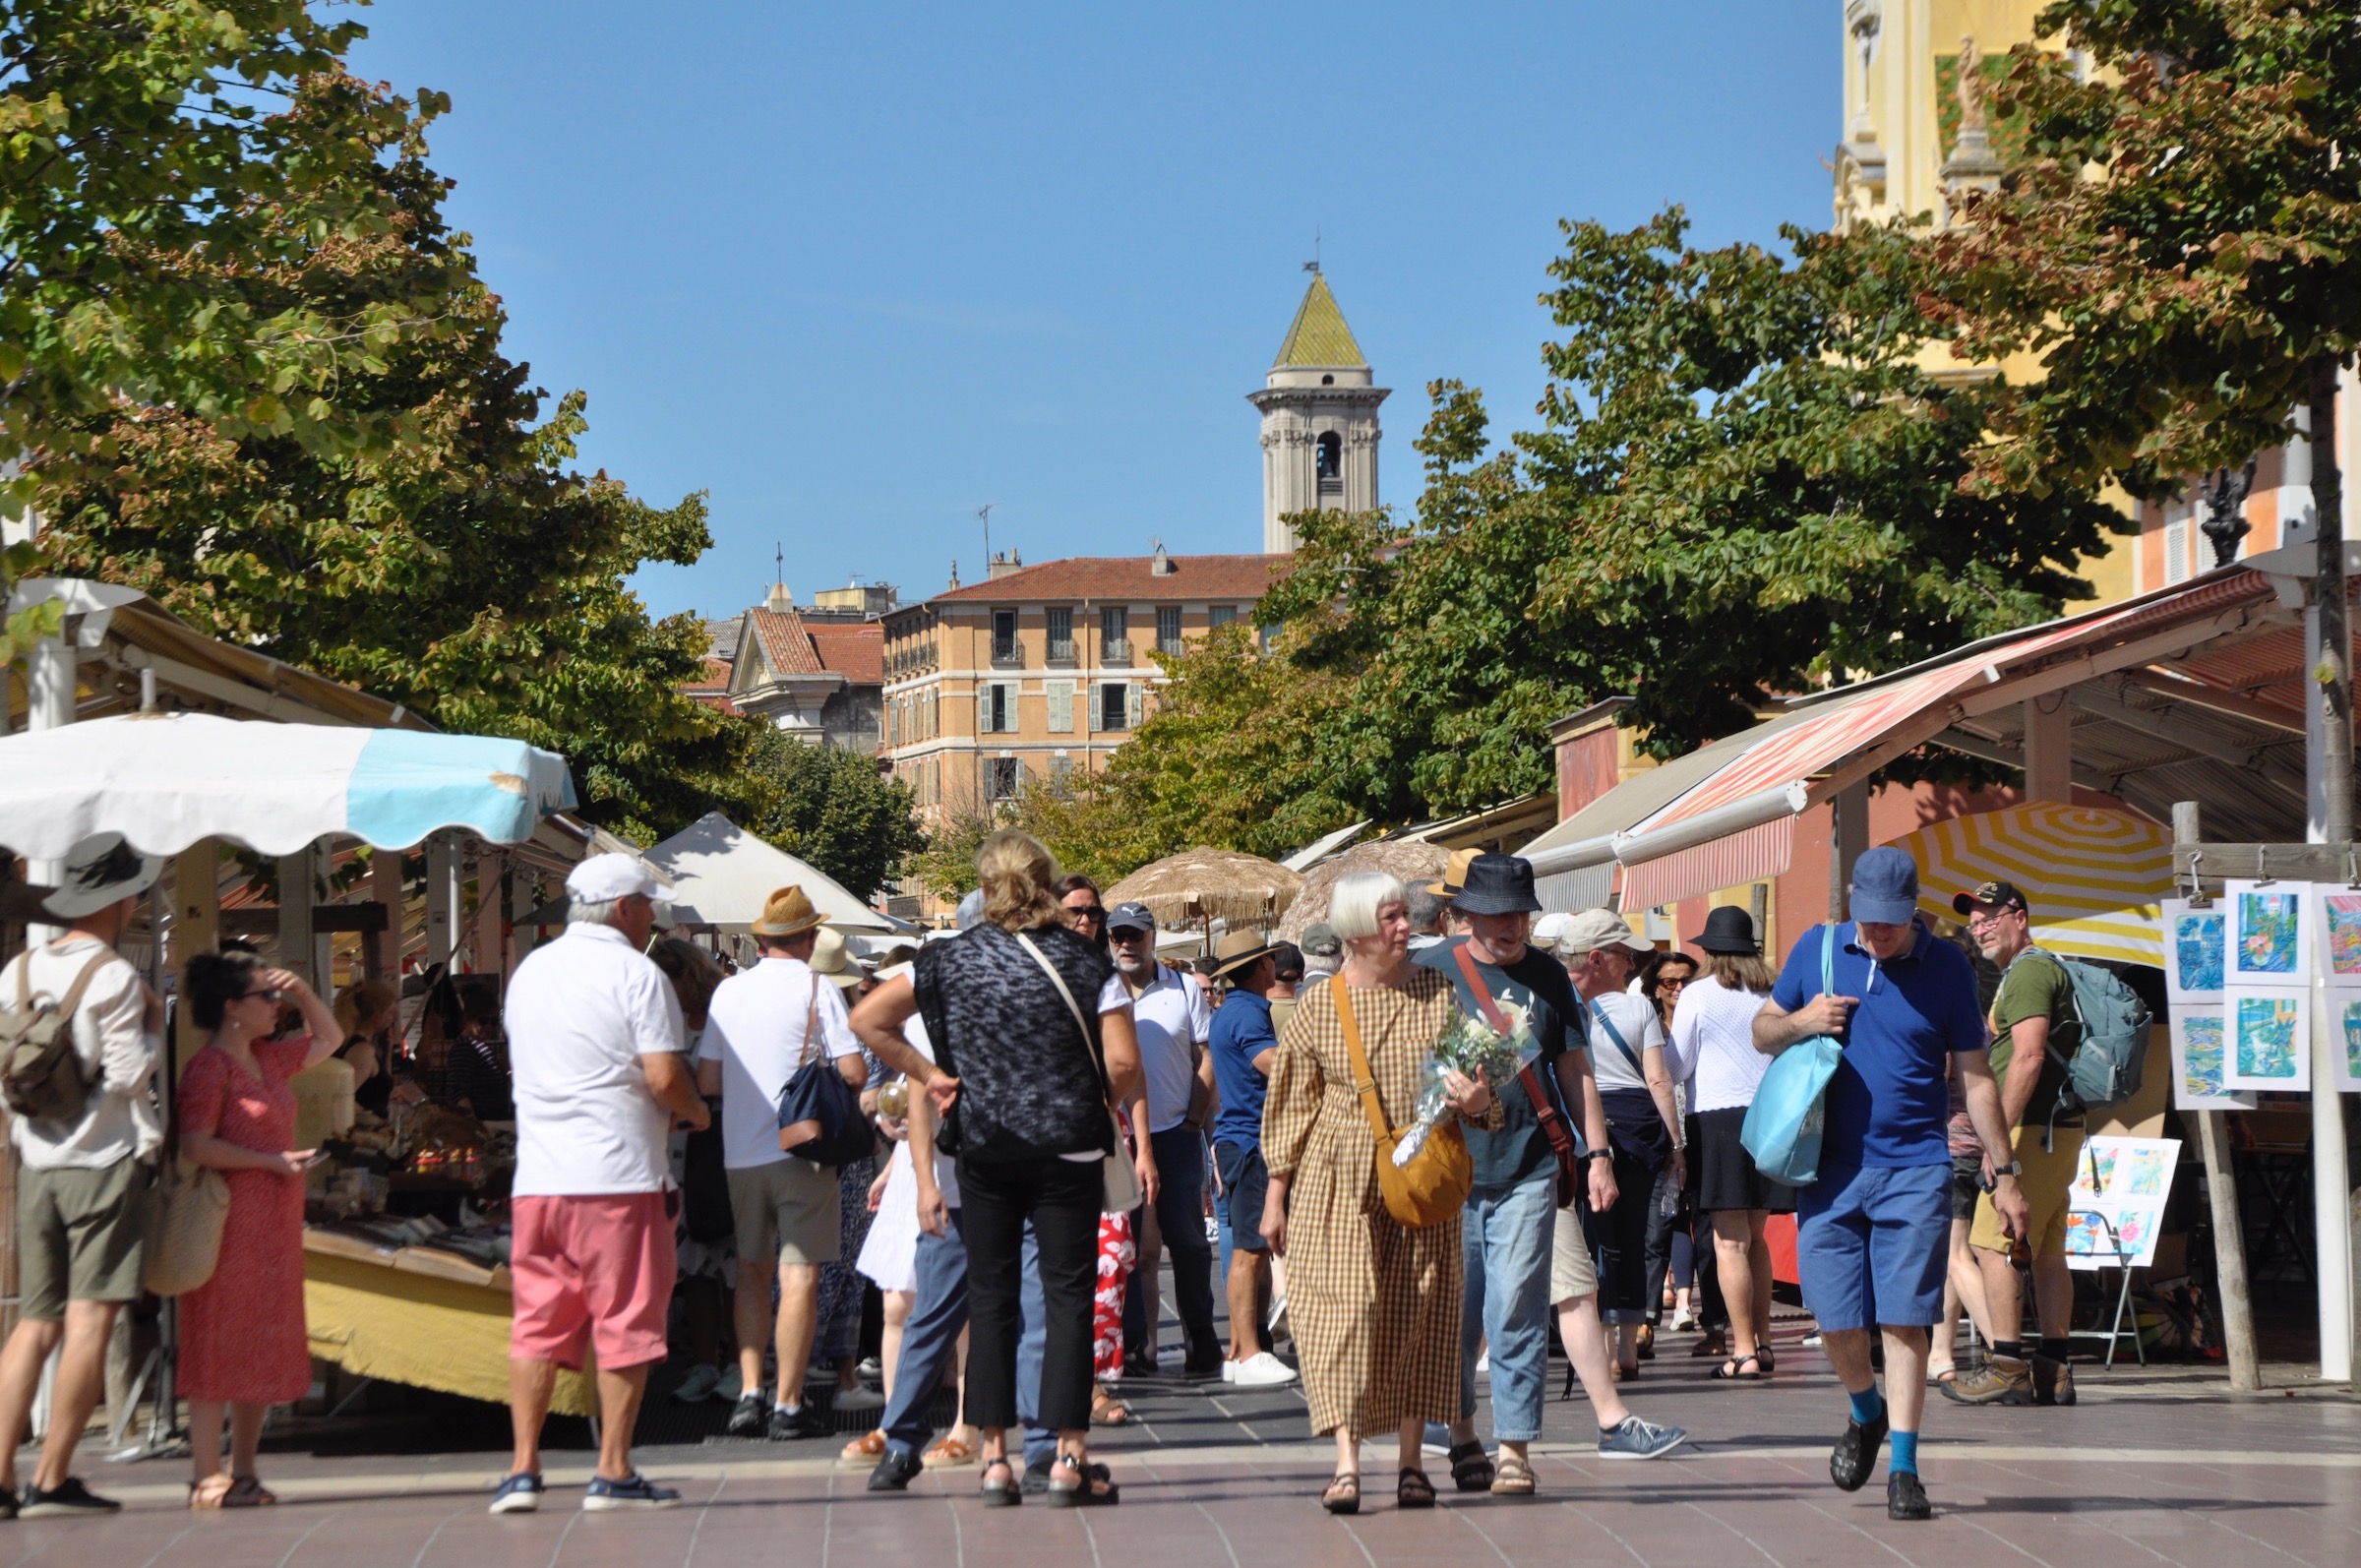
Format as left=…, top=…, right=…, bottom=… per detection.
left=1068, top=906, right=1107, bottom=923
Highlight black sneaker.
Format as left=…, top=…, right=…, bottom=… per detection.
left=868, top=1447, right=926, bottom=1492
left=20, top=1478, right=120, bottom=1518
left=768, top=1403, right=832, bottom=1440
left=1829, top=1409, right=1889, bottom=1492
left=1887, top=1471, right=1931, bottom=1521
left=724, top=1392, right=768, bottom=1438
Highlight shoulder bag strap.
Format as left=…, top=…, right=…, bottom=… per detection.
left=1330, top=982, right=1399, bottom=1145
left=797, top=973, right=822, bottom=1070
left=1451, top=943, right=1512, bottom=1033
left=1013, top=932, right=1117, bottom=1106
left=1454, top=941, right=1576, bottom=1154
left=1588, top=998, right=1646, bottom=1076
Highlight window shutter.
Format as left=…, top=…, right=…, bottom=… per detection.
left=1126, top=682, right=1143, bottom=729
left=1049, top=681, right=1071, bottom=733
left=978, top=686, right=992, bottom=735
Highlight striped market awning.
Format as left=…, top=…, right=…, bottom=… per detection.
left=1894, top=804, right=2169, bottom=968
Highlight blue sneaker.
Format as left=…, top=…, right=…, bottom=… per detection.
left=1598, top=1417, right=1687, bottom=1460
left=583, top=1473, right=682, bottom=1511
left=489, top=1472, right=544, bottom=1514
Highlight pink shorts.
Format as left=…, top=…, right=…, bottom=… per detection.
left=510, top=1192, right=677, bottom=1371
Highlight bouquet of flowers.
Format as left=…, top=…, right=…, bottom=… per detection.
left=1393, top=999, right=1533, bottom=1168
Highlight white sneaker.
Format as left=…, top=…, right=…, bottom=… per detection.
left=1222, top=1359, right=1236, bottom=1382
left=834, top=1384, right=885, bottom=1413
left=1229, top=1352, right=1299, bottom=1388
left=1476, top=1350, right=1490, bottom=1373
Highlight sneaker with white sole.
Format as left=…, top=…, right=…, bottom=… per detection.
left=489, top=1472, right=544, bottom=1514
left=833, top=1384, right=885, bottom=1413
left=583, top=1473, right=682, bottom=1511
left=1598, top=1417, right=1687, bottom=1460
left=1229, top=1351, right=1299, bottom=1387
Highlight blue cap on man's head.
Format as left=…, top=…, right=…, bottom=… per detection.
left=1848, top=846, right=1922, bottom=926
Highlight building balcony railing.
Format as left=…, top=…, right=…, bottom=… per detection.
left=1101, top=638, right=1131, bottom=667
left=991, top=641, right=1023, bottom=668
left=1046, top=639, right=1077, bottom=666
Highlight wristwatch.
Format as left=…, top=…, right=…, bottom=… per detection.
left=1581, top=1149, right=1613, bottom=1163
left=1981, top=1159, right=2023, bottom=1191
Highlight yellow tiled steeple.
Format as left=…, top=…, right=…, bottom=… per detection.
left=1272, top=273, right=1366, bottom=368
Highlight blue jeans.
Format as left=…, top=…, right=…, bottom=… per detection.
left=1122, top=1126, right=1220, bottom=1366
left=1459, top=1174, right=1557, bottom=1443
left=881, top=1211, right=1056, bottom=1468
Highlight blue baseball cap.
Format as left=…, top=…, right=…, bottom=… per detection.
left=1848, top=846, right=1922, bottom=925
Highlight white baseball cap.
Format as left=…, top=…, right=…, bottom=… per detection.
left=566, top=852, right=662, bottom=903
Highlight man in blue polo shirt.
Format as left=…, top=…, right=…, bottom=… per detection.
left=1752, top=847, right=2028, bottom=1524
left=1204, top=931, right=1297, bottom=1388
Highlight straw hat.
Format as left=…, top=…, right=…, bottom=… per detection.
left=1208, top=929, right=1279, bottom=980
left=809, top=927, right=863, bottom=990
left=752, top=884, right=825, bottom=937
left=1425, top=847, right=1480, bottom=899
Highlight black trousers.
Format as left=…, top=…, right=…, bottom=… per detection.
left=957, top=1154, right=1101, bottom=1433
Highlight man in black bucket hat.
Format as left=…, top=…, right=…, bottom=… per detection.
left=1416, top=857, right=1686, bottom=1496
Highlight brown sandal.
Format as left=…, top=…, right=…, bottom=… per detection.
left=228, top=1476, right=277, bottom=1506
left=1397, top=1468, right=1435, bottom=1509
left=188, top=1475, right=235, bottom=1510
left=1091, top=1384, right=1132, bottom=1425
left=1320, top=1473, right=1361, bottom=1515
left=1489, top=1454, right=1537, bottom=1497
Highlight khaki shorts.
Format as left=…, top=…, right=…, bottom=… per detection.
left=729, top=1158, right=842, bottom=1268
left=1970, top=1124, right=2084, bottom=1258
left=18, top=1157, right=151, bottom=1321
left=1549, top=1200, right=1599, bottom=1304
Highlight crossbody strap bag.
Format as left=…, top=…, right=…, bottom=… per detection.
left=1013, top=932, right=1142, bottom=1213
left=1452, top=942, right=1583, bottom=1207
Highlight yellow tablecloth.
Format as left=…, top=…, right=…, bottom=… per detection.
left=304, top=1245, right=597, bottom=1417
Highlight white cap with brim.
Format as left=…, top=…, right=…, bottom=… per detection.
left=567, top=852, right=662, bottom=903
left=42, top=832, right=165, bottom=920
left=1556, top=908, right=1654, bottom=956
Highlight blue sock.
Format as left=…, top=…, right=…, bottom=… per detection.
left=1847, top=1387, right=1886, bottom=1426
left=1889, top=1428, right=1919, bottom=1476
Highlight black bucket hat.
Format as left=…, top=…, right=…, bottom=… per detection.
left=1452, top=853, right=1542, bottom=917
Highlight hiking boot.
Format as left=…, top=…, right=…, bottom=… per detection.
left=1887, top=1472, right=1931, bottom=1521
left=1830, top=1409, right=1889, bottom=1492
left=2030, top=1354, right=2077, bottom=1407
left=1939, top=1355, right=2033, bottom=1406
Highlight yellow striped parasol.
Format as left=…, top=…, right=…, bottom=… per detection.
left=1896, top=804, right=2170, bottom=968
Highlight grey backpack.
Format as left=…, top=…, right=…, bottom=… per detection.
left=0, top=951, right=108, bottom=1123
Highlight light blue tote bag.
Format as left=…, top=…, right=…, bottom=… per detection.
left=1740, top=921, right=1847, bottom=1186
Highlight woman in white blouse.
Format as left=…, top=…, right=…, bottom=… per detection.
left=1667, top=906, right=1792, bottom=1381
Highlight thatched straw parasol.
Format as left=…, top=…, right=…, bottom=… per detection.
left=1103, top=846, right=1303, bottom=934
left=1274, top=840, right=1452, bottom=944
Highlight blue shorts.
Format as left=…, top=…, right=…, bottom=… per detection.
left=1213, top=1141, right=1270, bottom=1254
left=1793, top=1162, right=1950, bottom=1332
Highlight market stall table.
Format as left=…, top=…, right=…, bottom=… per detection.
left=303, top=1228, right=595, bottom=1417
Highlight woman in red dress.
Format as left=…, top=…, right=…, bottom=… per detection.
left=177, top=952, right=339, bottom=1508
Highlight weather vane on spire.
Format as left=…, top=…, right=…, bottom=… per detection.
left=1303, top=225, right=1321, bottom=274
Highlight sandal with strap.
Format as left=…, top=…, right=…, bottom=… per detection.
left=1755, top=1347, right=1777, bottom=1374
left=1711, top=1353, right=1764, bottom=1381
left=225, top=1475, right=275, bottom=1507
left=978, top=1456, right=1022, bottom=1507
left=923, top=1434, right=978, bottom=1468
left=1397, top=1468, right=1435, bottom=1510
left=1044, top=1453, right=1119, bottom=1507
left=1488, top=1454, right=1537, bottom=1497
left=188, top=1475, right=236, bottom=1510
left=1320, top=1473, right=1361, bottom=1515
left=1091, top=1384, right=1132, bottom=1426
left=840, top=1428, right=887, bottom=1465
left=1446, top=1439, right=1493, bottom=1492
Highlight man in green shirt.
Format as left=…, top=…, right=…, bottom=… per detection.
left=1943, top=881, right=2084, bottom=1410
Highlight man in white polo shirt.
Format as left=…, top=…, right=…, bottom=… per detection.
left=498, top=853, right=708, bottom=1515
left=697, top=885, right=867, bottom=1440
left=1106, top=902, right=1219, bottom=1377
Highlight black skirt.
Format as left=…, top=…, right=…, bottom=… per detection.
left=1688, top=1106, right=1795, bottom=1215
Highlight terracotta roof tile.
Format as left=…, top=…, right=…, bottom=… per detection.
left=746, top=607, right=826, bottom=676
left=930, top=554, right=1283, bottom=605
left=807, top=622, right=882, bottom=685
left=683, top=655, right=740, bottom=714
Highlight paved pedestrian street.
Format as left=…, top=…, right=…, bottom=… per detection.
left=13, top=1320, right=2355, bottom=1568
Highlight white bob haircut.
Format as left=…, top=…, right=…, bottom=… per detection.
left=1327, top=871, right=1409, bottom=942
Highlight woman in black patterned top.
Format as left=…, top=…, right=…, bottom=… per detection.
left=850, top=830, right=1154, bottom=1507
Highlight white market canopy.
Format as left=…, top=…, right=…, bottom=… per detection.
left=0, top=712, right=576, bottom=858
left=643, top=812, right=901, bottom=934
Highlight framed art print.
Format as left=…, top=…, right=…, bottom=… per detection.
left=2161, top=899, right=2226, bottom=1002
left=2170, top=1008, right=2255, bottom=1110
left=2224, top=880, right=2310, bottom=987
left=2223, top=988, right=2311, bottom=1092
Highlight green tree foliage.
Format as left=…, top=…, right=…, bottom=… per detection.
left=1258, top=210, right=2123, bottom=819
left=742, top=727, right=926, bottom=902
left=902, top=799, right=995, bottom=903
left=1922, top=0, right=2361, bottom=495
left=27, top=6, right=757, bottom=843
left=0, top=0, right=462, bottom=514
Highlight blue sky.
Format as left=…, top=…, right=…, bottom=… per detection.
left=348, top=2, right=1838, bottom=622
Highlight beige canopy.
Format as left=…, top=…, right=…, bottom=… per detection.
left=1274, top=840, right=1451, bottom=944
left=1104, top=846, right=1303, bottom=933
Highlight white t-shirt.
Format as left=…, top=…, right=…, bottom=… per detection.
left=0, top=937, right=163, bottom=1170
left=1583, top=990, right=1665, bottom=1094
left=506, top=922, right=685, bottom=1196
left=698, top=955, right=862, bottom=1170
left=1671, top=973, right=1776, bottom=1114
left=1123, top=962, right=1212, bottom=1133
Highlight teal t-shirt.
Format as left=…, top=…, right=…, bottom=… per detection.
left=1412, top=938, right=1580, bottom=1191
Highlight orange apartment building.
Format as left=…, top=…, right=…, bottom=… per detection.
left=880, top=547, right=1282, bottom=821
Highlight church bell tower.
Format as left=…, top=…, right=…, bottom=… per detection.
left=1249, top=271, right=1387, bottom=555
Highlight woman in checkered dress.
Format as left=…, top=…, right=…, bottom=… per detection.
left=1261, top=872, right=1498, bottom=1514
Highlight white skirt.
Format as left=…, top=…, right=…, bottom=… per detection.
left=856, top=1144, right=921, bottom=1294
